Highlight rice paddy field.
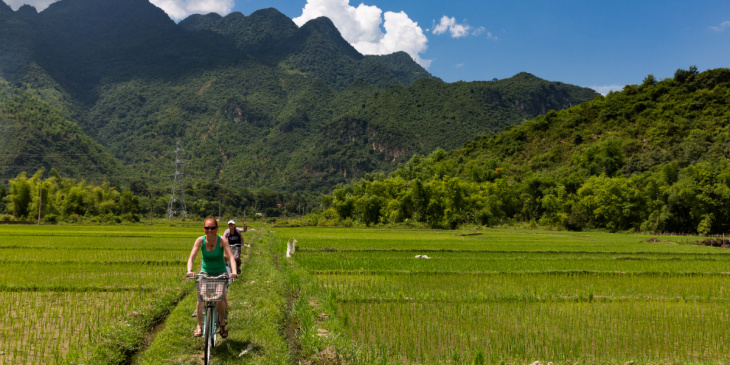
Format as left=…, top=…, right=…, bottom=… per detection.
left=0, top=224, right=196, bottom=364
left=4, top=224, right=730, bottom=365
left=276, top=227, right=730, bottom=365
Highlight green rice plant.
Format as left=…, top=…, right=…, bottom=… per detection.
left=298, top=250, right=730, bottom=274
left=0, top=262, right=184, bottom=289
left=274, top=227, right=712, bottom=254
left=0, top=224, right=202, bottom=364
left=315, top=272, right=730, bottom=302
left=339, top=300, right=730, bottom=364
left=0, top=246, right=188, bottom=262
left=0, top=291, right=156, bottom=364
left=277, top=226, right=730, bottom=364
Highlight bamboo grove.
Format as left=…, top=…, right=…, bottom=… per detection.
left=2, top=169, right=141, bottom=223
left=0, top=168, right=312, bottom=223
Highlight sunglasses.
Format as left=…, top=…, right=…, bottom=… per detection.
left=203, top=226, right=217, bottom=230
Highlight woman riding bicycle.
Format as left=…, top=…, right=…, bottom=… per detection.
left=223, top=220, right=246, bottom=274
left=186, top=218, right=238, bottom=338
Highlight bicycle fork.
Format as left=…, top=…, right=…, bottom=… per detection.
left=204, top=305, right=218, bottom=345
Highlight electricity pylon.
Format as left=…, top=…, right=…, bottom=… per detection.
left=167, top=140, right=188, bottom=219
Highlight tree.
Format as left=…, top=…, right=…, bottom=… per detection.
left=642, top=74, right=657, bottom=86
left=8, top=173, right=33, bottom=219
left=574, top=174, right=644, bottom=231
left=674, top=65, right=699, bottom=83
left=0, top=185, right=6, bottom=214
left=355, top=194, right=384, bottom=226
left=129, top=179, right=150, bottom=196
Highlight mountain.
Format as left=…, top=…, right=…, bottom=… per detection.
left=0, top=1, right=10, bottom=15
left=0, top=81, right=123, bottom=180
left=0, top=0, right=597, bottom=200
left=320, top=68, right=730, bottom=234
left=178, top=9, right=434, bottom=90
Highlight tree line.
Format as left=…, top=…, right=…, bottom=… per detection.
left=0, top=169, right=313, bottom=223
left=314, top=157, right=730, bottom=235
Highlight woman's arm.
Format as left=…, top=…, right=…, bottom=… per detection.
left=186, top=237, right=202, bottom=276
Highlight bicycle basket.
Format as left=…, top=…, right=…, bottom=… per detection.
left=196, top=279, right=227, bottom=302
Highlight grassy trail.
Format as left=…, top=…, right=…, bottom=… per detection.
left=134, top=230, right=293, bottom=365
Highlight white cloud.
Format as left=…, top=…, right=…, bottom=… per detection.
left=4, top=0, right=58, bottom=11
left=293, top=0, right=431, bottom=68
left=4, top=0, right=233, bottom=21
left=590, top=85, right=624, bottom=96
left=710, top=20, right=730, bottom=32
left=432, top=16, right=489, bottom=39
left=150, top=0, right=234, bottom=21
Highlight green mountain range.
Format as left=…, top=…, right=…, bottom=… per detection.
left=0, top=0, right=597, bottom=200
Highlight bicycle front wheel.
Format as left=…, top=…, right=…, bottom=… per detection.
left=203, top=307, right=214, bottom=365
left=211, top=308, right=218, bottom=348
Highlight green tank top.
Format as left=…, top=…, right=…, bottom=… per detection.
left=201, top=235, right=226, bottom=274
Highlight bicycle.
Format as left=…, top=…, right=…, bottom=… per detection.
left=230, top=243, right=242, bottom=274
left=193, top=273, right=230, bottom=365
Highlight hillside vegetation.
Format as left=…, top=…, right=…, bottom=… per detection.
left=0, top=81, right=122, bottom=180
left=0, top=0, right=596, bottom=209
left=319, top=67, right=730, bottom=234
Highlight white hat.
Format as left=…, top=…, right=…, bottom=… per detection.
left=227, top=220, right=236, bottom=225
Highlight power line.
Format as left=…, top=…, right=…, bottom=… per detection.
left=0, top=153, right=103, bottom=157
left=0, top=159, right=213, bottom=182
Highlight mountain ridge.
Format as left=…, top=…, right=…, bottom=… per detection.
left=0, top=0, right=597, bottom=201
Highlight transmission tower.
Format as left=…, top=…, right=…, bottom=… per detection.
left=167, top=141, right=188, bottom=219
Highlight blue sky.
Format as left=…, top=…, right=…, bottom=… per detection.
left=8, top=0, right=730, bottom=94
left=231, top=0, right=730, bottom=94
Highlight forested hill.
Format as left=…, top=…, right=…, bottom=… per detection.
left=0, top=81, right=123, bottom=180
left=322, top=68, right=730, bottom=234
left=0, top=0, right=597, bottom=201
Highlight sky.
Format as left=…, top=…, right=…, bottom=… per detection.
left=5, top=0, right=730, bottom=94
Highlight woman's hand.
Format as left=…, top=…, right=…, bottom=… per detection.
left=187, top=271, right=195, bottom=278
left=229, top=273, right=238, bottom=279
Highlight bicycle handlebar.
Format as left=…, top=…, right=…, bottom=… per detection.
left=193, top=273, right=230, bottom=280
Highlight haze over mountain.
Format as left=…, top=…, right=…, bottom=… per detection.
left=0, top=0, right=597, bottom=199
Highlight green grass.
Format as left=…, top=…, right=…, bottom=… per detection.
left=275, top=226, right=730, bottom=364
left=0, top=224, right=200, bottom=364
left=6, top=223, right=730, bottom=364
left=0, top=222, right=304, bottom=365
left=0, top=290, right=157, bottom=364
left=316, top=272, right=730, bottom=302
left=136, top=231, right=292, bottom=365
left=274, top=227, right=709, bottom=253
left=341, top=300, right=730, bottom=364
left=297, top=251, right=730, bottom=273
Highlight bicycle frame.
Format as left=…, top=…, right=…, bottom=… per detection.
left=193, top=273, right=229, bottom=365
left=230, top=244, right=241, bottom=260
left=203, top=302, right=218, bottom=363
left=229, top=244, right=242, bottom=274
